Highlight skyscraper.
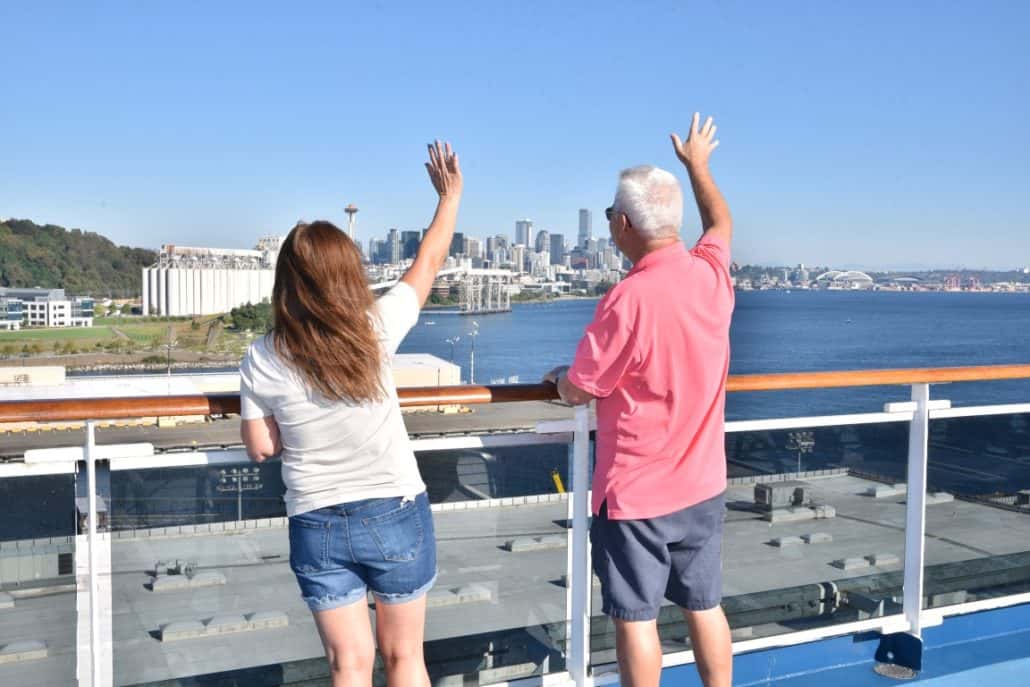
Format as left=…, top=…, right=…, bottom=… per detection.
left=386, top=228, right=402, bottom=264
left=534, top=229, right=550, bottom=254
left=487, top=234, right=509, bottom=265
left=449, top=231, right=465, bottom=257
left=465, top=237, right=483, bottom=260
left=578, top=209, right=592, bottom=248
left=550, top=234, right=565, bottom=265
left=515, top=219, right=534, bottom=247
left=511, top=244, right=526, bottom=273
left=401, top=230, right=421, bottom=260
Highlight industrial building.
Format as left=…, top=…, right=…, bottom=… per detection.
left=141, top=237, right=284, bottom=317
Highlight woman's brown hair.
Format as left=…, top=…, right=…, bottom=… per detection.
left=271, top=221, right=384, bottom=403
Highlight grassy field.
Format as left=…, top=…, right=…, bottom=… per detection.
left=0, top=326, right=116, bottom=342
left=0, top=316, right=253, bottom=362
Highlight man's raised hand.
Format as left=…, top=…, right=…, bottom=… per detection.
left=671, top=112, right=719, bottom=169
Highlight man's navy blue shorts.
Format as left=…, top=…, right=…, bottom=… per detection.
left=590, top=491, right=726, bottom=621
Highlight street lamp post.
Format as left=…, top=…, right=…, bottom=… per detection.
left=216, top=466, right=263, bottom=521
left=785, top=431, right=816, bottom=475
left=467, top=321, right=480, bottom=384
left=445, top=336, right=460, bottom=363
left=165, top=325, right=177, bottom=379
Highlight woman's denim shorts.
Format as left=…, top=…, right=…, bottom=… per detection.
left=288, top=491, right=437, bottom=612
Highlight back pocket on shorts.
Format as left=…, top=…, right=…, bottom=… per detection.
left=362, top=500, right=424, bottom=562
left=288, top=515, right=331, bottom=573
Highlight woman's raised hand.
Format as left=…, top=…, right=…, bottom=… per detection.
left=425, top=140, right=462, bottom=199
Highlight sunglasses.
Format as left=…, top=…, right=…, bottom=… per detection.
left=605, top=206, right=631, bottom=226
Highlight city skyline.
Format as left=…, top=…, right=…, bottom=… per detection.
left=1, top=3, right=1028, bottom=269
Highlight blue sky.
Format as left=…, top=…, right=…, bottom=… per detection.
left=2, top=1, right=1027, bottom=269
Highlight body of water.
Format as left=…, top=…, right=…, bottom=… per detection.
left=401, top=291, right=1030, bottom=419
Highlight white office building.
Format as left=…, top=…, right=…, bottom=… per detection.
left=0, top=288, right=94, bottom=330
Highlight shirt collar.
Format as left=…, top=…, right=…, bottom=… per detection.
left=628, top=241, right=686, bottom=276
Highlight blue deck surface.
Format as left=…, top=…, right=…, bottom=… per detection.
left=647, top=604, right=1030, bottom=686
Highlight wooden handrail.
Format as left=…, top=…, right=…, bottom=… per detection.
left=0, top=364, right=1028, bottom=423
left=725, top=364, right=1030, bottom=392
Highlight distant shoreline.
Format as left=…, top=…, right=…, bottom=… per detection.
left=422, top=294, right=602, bottom=310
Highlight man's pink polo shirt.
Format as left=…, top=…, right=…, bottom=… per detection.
left=567, top=233, right=734, bottom=520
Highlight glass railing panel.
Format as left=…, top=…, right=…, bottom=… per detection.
left=108, top=456, right=304, bottom=686
left=0, top=473, right=77, bottom=687
left=589, top=421, right=909, bottom=665
left=107, top=436, right=573, bottom=686
left=417, top=440, right=571, bottom=685
left=109, top=461, right=285, bottom=530
left=923, top=412, right=1030, bottom=610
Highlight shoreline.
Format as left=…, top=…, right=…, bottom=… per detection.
left=0, top=352, right=240, bottom=374
left=422, top=294, right=602, bottom=310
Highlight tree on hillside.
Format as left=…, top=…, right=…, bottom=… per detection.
left=0, top=218, right=156, bottom=298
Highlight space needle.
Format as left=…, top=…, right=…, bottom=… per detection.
left=344, top=203, right=359, bottom=240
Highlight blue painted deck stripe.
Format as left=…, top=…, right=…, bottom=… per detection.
left=641, top=604, right=1030, bottom=686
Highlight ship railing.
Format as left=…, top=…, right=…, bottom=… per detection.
left=1, top=364, right=1030, bottom=686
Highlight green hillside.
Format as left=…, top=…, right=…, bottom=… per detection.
left=0, top=218, right=156, bottom=298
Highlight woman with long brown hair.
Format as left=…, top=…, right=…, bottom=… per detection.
left=239, top=142, right=462, bottom=686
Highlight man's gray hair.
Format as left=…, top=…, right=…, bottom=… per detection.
left=613, top=165, right=683, bottom=239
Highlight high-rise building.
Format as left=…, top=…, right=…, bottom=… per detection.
left=578, top=209, right=592, bottom=248
left=378, top=231, right=401, bottom=264
left=550, top=234, right=565, bottom=266
left=515, top=219, right=534, bottom=247
left=386, top=228, right=402, bottom=264
left=534, top=229, right=550, bottom=254
left=510, top=244, right=526, bottom=273
left=401, top=230, right=421, bottom=260
left=487, top=234, right=510, bottom=262
left=465, top=237, right=483, bottom=260
left=449, top=232, right=465, bottom=257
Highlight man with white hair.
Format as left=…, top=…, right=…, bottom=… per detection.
left=544, top=113, right=733, bottom=687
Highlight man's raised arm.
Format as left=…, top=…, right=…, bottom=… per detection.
left=671, top=112, right=732, bottom=245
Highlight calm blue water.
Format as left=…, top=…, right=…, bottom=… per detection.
left=399, top=291, right=1030, bottom=419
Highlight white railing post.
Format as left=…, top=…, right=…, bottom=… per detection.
left=875, top=382, right=933, bottom=675
left=87, top=421, right=101, bottom=687
left=902, top=383, right=930, bottom=638
left=76, top=421, right=113, bottom=687
left=566, top=405, right=592, bottom=686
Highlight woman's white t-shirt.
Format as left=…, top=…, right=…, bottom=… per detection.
left=238, top=282, right=425, bottom=516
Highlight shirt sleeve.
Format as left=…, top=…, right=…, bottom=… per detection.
left=239, top=346, right=273, bottom=420
left=690, top=231, right=731, bottom=273
left=566, top=292, right=637, bottom=398
left=374, top=281, right=420, bottom=356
